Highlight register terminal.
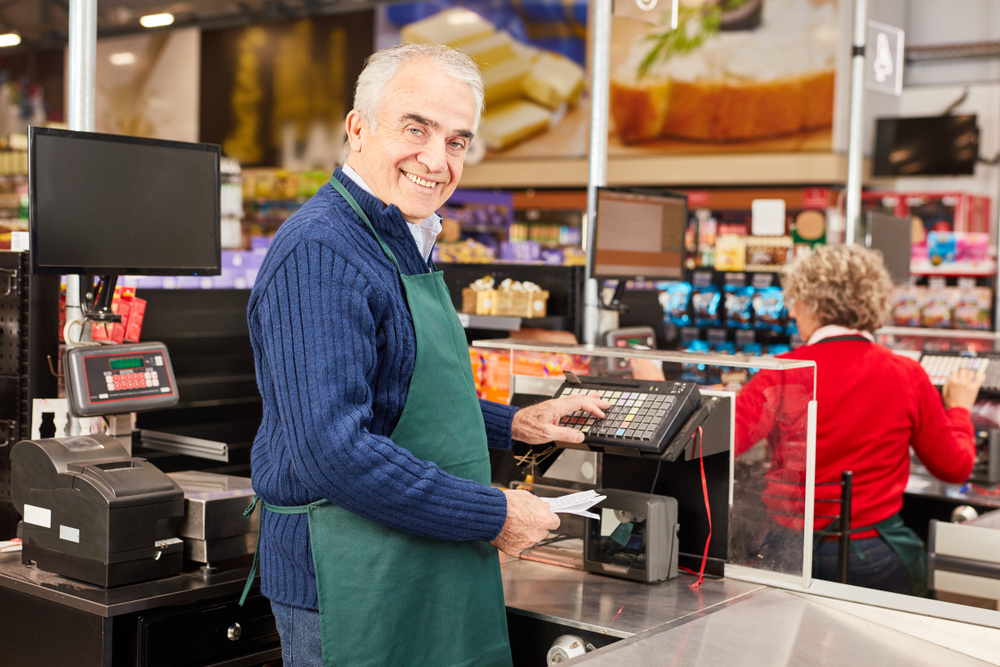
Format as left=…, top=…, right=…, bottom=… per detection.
left=11, top=341, right=185, bottom=586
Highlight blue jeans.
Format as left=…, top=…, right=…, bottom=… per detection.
left=270, top=600, right=323, bottom=667
left=814, top=536, right=912, bottom=595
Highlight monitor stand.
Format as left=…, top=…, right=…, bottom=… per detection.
left=80, top=274, right=122, bottom=323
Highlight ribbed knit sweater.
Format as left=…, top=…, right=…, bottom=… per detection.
left=248, top=170, right=516, bottom=610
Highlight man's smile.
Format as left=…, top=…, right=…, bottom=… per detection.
left=404, top=171, right=439, bottom=189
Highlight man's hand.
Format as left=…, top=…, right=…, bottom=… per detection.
left=490, top=489, right=560, bottom=557
left=511, top=393, right=612, bottom=445
left=943, top=368, right=985, bottom=411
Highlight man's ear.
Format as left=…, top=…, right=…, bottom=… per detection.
left=345, top=110, right=364, bottom=154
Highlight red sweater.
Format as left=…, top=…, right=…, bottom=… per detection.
left=735, top=339, right=976, bottom=536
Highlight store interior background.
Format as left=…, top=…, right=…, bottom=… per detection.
left=2, top=0, right=1000, bottom=622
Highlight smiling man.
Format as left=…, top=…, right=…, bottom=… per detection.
left=245, top=44, right=608, bottom=667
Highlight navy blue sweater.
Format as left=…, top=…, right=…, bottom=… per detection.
left=248, top=170, right=516, bottom=610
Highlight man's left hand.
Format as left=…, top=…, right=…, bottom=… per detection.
left=511, top=393, right=612, bottom=445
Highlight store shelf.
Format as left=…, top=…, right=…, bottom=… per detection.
left=875, top=326, right=999, bottom=340
left=910, top=260, right=997, bottom=277
left=460, top=153, right=857, bottom=189
left=458, top=313, right=522, bottom=331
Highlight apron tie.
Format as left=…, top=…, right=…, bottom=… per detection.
left=239, top=495, right=311, bottom=606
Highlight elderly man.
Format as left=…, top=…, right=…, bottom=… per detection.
left=245, top=43, right=608, bottom=667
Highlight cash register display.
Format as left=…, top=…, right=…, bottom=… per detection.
left=588, top=508, right=648, bottom=572
left=65, top=342, right=178, bottom=417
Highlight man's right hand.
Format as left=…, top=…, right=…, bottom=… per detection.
left=490, top=489, right=560, bottom=557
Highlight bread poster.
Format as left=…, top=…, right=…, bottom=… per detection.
left=379, top=0, right=841, bottom=160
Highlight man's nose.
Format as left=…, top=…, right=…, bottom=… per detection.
left=418, top=140, right=448, bottom=173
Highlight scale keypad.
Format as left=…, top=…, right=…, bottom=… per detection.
left=559, top=388, right=676, bottom=442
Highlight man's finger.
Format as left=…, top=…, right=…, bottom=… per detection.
left=549, top=426, right=586, bottom=443
left=557, top=394, right=610, bottom=418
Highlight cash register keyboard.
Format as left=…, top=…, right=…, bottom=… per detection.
left=920, top=353, right=1000, bottom=396
left=556, top=379, right=701, bottom=455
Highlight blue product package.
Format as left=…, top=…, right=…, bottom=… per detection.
left=786, top=319, right=799, bottom=337
left=766, top=345, right=791, bottom=357
left=725, top=286, right=754, bottom=329
left=752, top=287, right=786, bottom=331
left=691, top=285, right=722, bottom=327
left=928, top=231, right=957, bottom=265
left=680, top=339, right=710, bottom=384
left=713, top=341, right=736, bottom=355
left=657, top=281, right=692, bottom=326
left=741, top=342, right=763, bottom=356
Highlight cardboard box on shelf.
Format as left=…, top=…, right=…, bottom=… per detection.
left=461, top=287, right=495, bottom=316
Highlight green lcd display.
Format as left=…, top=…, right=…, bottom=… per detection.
left=110, top=357, right=144, bottom=370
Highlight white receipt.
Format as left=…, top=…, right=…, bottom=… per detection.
left=541, top=490, right=606, bottom=520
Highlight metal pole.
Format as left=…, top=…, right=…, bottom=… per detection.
left=64, top=0, right=97, bottom=351
left=837, top=470, right=853, bottom=585
left=583, top=0, right=613, bottom=344
left=63, top=0, right=97, bottom=436
left=844, top=0, right=868, bottom=245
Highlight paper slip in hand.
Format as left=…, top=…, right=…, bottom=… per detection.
left=541, top=490, right=606, bottom=520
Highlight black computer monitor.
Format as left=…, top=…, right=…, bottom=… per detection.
left=591, top=187, right=688, bottom=281
left=29, top=127, right=221, bottom=276
left=873, top=115, right=979, bottom=177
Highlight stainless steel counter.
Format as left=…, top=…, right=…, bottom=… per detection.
left=500, top=556, right=1000, bottom=666
left=501, top=556, right=762, bottom=639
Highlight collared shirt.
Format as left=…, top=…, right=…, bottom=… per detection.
left=806, top=324, right=876, bottom=345
left=341, top=163, right=442, bottom=262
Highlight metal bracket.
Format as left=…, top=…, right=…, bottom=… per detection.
left=0, top=267, right=19, bottom=298
left=0, top=418, right=16, bottom=447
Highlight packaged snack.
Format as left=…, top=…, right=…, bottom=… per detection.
left=891, top=285, right=924, bottom=327
left=724, top=285, right=754, bottom=329
left=953, top=286, right=993, bottom=330
left=927, top=232, right=957, bottom=266
left=691, top=285, right=722, bottom=327
left=921, top=287, right=955, bottom=328
left=657, top=281, right=692, bottom=327
left=713, top=341, right=736, bottom=355
left=956, top=233, right=990, bottom=262
left=766, top=344, right=791, bottom=357
left=679, top=339, right=710, bottom=384
left=715, top=234, right=746, bottom=272
left=752, top=287, right=786, bottom=332
left=786, top=319, right=799, bottom=338
left=745, top=236, right=792, bottom=271
left=741, top=342, right=763, bottom=356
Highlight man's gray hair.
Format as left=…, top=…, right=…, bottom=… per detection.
left=354, top=42, right=485, bottom=136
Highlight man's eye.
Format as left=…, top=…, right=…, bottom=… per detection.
left=450, top=141, right=467, bottom=150
left=408, top=127, right=423, bottom=136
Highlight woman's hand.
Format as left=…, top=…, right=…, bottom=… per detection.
left=942, top=368, right=985, bottom=411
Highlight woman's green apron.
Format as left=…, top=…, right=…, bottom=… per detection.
left=242, top=176, right=513, bottom=667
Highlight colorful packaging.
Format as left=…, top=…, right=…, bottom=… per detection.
left=921, top=287, right=955, bottom=328
left=752, top=287, right=786, bottom=332
left=891, top=286, right=924, bottom=327
left=766, top=344, right=791, bottom=357
left=657, top=281, right=692, bottom=327
left=725, top=285, right=754, bottom=329
left=691, top=285, right=722, bottom=327
left=927, top=232, right=957, bottom=266
left=715, top=234, right=747, bottom=272
left=953, top=287, right=993, bottom=330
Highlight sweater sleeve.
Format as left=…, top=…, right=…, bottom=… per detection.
left=480, top=399, right=517, bottom=450
left=253, top=241, right=507, bottom=542
left=910, top=370, right=976, bottom=483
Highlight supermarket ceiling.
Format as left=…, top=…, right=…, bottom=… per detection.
left=0, top=0, right=377, bottom=50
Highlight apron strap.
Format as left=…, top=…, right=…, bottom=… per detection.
left=239, top=494, right=312, bottom=606
left=329, top=175, right=402, bottom=274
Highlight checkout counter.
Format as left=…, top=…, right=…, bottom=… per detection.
left=4, top=336, right=1000, bottom=666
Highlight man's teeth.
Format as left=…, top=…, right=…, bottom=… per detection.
left=406, top=172, right=436, bottom=188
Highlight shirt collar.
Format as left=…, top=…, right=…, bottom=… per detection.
left=807, top=325, right=875, bottom=345
left=341, top=163, right=441, bottom=232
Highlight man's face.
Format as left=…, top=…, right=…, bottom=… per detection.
left=346, top=60, right=476, bottom=223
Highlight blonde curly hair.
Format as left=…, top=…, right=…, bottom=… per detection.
left=781, top=245, right=894, bottom=332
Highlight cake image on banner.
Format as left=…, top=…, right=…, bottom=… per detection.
left=610, top=0, right=839, bottom=152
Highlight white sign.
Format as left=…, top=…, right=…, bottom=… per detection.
left=865, top=20, right=905, bottom=96
left=613, top=0, right=678, bottom=28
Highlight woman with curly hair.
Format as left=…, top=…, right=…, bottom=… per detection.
left=735, top=244, right=980, bottom=595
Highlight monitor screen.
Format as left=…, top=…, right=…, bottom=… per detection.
left=29, top=127, right=221, bottom=275
left=867, top=212, right=912, bottom=284
left=873, top=115, right=979, bottom=177
left=592, top=187, right=687, bottom=280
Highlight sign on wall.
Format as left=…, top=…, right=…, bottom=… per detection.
left=865, top=20, right=904, bottom=96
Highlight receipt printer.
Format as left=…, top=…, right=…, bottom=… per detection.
left=11, top=433, right=185, bottom=586
left=584, top=488, right=679, bottom=583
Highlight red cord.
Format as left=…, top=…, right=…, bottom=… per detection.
left=690, top=426, right=711, bottom=589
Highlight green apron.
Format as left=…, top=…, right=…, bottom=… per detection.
left=243, top=176, right=513, bottom=667
left=813, top=514, right=927, bottom=597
